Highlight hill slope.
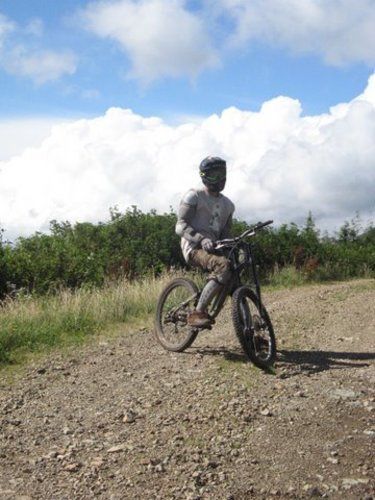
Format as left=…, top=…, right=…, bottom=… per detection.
left=0, top=280, right=374, bottom=499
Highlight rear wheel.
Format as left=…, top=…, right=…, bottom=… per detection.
left=154, top=278, right=199, bottom=352
left=231, top=286, right=276, bottom=368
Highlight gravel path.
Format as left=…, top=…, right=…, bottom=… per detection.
left=0, top=279, right=374, bottom=499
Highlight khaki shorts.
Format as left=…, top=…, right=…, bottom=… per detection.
left=189, top=249, right=231, bottom=284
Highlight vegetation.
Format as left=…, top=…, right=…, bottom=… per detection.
left=0, top=208, right=373, bottom=366
left=0, top=208, right=374, bottom=299
left=0, top=273, right=178, bottom=365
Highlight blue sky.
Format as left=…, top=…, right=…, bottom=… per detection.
left=0, top=0, right=374, bottom=238
left=0, top=0, right=373, bottom=119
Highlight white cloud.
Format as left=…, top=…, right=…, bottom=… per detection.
left=0, top=117, right=72, bottom=161
left=0, top=11, right=77, bottom=84
left=81, top=0, right=219, bottom=83
left=25, top=18, right=44, bottom=37
left=0, top=13, right=15, bottom=47
left=217, top=0, right=375, bottom=66
left=2, top=46, right=77, bottom=84
left=1, top=73, right=375, bottom=239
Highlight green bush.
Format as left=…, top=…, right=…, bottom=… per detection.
left=0, top=210, right=374, bottom=300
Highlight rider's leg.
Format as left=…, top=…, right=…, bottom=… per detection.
left=187, top=250, right=231, bottom=326
left=196, top=279, right=222, bottom=312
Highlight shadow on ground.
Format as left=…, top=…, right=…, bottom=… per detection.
left=277, top=349, right=375, bottom=375
left=185, top=345, right=375, bottom=376
left=186, top=346, right=247, bottom=363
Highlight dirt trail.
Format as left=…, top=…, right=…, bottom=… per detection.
left=0, top=279, right=374, bottom=499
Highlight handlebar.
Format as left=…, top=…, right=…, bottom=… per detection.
left=214, top=220, right=273, bottom=249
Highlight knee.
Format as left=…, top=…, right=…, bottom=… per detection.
left=212, top=257, right=231, bottom=284
left=218, top=269, right=232, bottom=284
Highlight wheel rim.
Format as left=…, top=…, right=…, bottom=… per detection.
left=159, top=284, right=196, bottom=347
left=240, top=296, right=273, bottom=362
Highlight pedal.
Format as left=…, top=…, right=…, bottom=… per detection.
left=195, top=324, right=212, bottom=331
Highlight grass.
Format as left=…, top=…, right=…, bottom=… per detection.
left=266, top=266, right=308, bottom=288
left=215, top=357, right=260, bottom=386
left=1, top=267, right=373, bottom=369
left=266, top=265, right=374, bottom=290
left=0, top=272, right=182, bottom=367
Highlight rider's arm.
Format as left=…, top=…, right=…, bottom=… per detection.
left=175, top=190, right=205, bottom=244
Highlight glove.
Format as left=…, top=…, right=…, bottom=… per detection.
left=201, top=238, right=214, bottom=252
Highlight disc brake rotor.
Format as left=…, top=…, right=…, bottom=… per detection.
left=252, top=314, right=269, bottom=352
left=252, top=314, right=262, bottom=332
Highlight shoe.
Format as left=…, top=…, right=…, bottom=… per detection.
left=187, top=310, right=213, bottom=327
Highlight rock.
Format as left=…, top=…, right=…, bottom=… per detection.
left=123, top=410, right=137, bottom=423
left=270, top=488, right=281, bottom=496
left=218, top=472, right=226, bottom=482
left=64, top=463, right=81, bottom=472
left=107, top=445, right=126, bottom=453
left=149, top=458, right=161, bottom=466
left=330, top=389, right=360, bottom=400
left=90, top=457, right=104, bottom=468
left=342, top=478, right=369, bottom=489
left=260, top=408, right=272, bottom=416
left=307, top=486, right=322, bottom=497
left=204, top=460, right=218, bottom=469
left=9, top=419, right=21, bottom=426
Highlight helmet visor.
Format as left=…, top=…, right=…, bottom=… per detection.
left=200, top=167, right=226, bottom=183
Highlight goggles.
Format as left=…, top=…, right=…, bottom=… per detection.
left=200, top=170, right=226, bottom=183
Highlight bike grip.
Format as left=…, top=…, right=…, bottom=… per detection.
left=256, top=220, right=273, bottom=230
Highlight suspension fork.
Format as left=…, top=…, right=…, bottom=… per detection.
left=249, top=244, right=265, bottom=317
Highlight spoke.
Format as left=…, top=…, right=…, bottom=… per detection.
left=160, top=285, right=196, bottom=344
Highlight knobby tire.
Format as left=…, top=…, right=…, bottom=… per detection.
left=232, top=286, right=276, bottom=368
left=154, top=278, right=199, bottom=352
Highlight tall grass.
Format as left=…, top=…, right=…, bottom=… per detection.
left=2, top=265, right=370, bottom=366
left=266, top=263, right=374, bottom=288
left=266, top=266, right=307, bottom=288
left=0, top=273, right=178, bottom=365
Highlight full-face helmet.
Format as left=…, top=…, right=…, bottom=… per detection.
left=199, top=156, right=226, bottom=193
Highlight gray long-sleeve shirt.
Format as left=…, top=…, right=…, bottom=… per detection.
left=175, top=188, right=235, bottom=261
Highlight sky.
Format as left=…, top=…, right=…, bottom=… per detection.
left=0, top=0, right=374, bottom=240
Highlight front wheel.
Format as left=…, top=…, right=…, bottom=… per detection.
left=154, top=278, right=199, bottom=352
left=231, top=286, right=276, bottom=368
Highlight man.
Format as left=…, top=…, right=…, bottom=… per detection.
left=175, top=156, right=235, bottom=327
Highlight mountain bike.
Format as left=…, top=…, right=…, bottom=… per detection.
left=154, top=221, right=276, bottom=368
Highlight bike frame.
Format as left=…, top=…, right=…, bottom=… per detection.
left=207, top=221, right=272, bottom=320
